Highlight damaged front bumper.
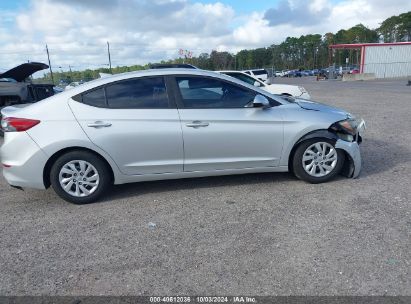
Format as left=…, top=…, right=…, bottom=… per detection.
left=336, top=139, right=362, bottom=178
left=336, top=119, right=366, bottom=178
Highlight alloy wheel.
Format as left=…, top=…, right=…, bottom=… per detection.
left=302, top=142, right=338, bottom=177
left=58, top=160, right=100, bottom=197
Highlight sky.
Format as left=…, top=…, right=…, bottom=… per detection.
left=0, top=0, right=410, bottom=75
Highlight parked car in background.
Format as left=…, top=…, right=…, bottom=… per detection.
left=276, top=70, right=290, bottom=77
left=65, top=81, right=85, bottom=90
left=53, top=86, right=64, bottom=94
left=243, top=69, right=268, bottom=82
left=342, top=67, right=351, bottom=75
left=0, top=62, right=54, bottom=108
left=0, top=68, right=365, bottom=204
left=59, top=79, right=71, bottom=86
left=287, top=70, right=303, bottom=77
left=274, top=70, right=287, bottom=77
left=219, top=70, right=310, bottom=99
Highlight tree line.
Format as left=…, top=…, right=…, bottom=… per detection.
left=41, top=11, right=410, bottom=84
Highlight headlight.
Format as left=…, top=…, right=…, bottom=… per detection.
left=329, top=119, right=360, bottom=142
left=330, top=115, right=365, bottom=141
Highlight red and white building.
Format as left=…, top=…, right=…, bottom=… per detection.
left=330, top=42, right=411, bottom=78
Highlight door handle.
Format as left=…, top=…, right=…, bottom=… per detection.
left=186, top=121, right=209, bottom=128
left=87, top=121, right=112, bottom=128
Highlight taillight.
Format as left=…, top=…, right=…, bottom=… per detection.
left=1, top=117, right=40, bottom=132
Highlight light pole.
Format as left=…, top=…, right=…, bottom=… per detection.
left=45, top=44, right=54, bottom=84
left=107, top=41, right=112, bottom=74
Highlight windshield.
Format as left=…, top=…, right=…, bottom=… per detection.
left=224, top=72, right=264, bottom=86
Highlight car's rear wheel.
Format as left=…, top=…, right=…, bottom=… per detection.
left=292, top=138, right=344, bottom=183
left=50, top=151, right=111, bottom=204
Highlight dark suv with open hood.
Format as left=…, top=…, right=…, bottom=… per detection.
left=0, top=62, right=54, bottom=108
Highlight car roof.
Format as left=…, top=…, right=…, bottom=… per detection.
left=69, top=68, right=223, bottom=90
left=150, top=63, right=198, bottom=69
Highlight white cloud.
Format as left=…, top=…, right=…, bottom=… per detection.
left=263, top=0, right=411, bottom=34
left=0, top=0, right=410, bottom=74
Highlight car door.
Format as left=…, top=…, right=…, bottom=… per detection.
left=171, top=75, right=284, bottom=172
left=68, top=76, right=183, bottom=175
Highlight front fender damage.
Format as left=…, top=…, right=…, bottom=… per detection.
left=335, top=139, right=362, bottom=178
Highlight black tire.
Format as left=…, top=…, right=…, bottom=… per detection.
left=292, top=138, right=345, bottom=184
left=50, top=150, right=111, bottom=204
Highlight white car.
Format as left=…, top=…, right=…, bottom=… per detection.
left=219, top=71, right=310, bottom=99
left=275, top=70, right=290, bottom=77
left=242, top=69, right=268, bottom=82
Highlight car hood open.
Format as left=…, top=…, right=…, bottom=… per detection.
left=0, top=62, right=49, bottom=82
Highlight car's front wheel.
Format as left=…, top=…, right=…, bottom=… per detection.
left=50, top=150, right=111, bottom=204
left=292, top=138, right=345, bottom=183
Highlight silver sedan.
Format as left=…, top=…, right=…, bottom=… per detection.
left=0, top=69, right=365, bottom=204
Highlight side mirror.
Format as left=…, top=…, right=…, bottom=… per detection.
left=254, top=81, right=261, bottom=87
left=252, top=94, right=270, bottom=109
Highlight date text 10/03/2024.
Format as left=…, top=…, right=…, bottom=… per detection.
left=149, top=296, right=257, bottom=303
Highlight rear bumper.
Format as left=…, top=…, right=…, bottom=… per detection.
left=1, top=132, right=47, bottom=189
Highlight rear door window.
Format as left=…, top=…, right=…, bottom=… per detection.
left=106, top=77, right=169, bottom=109
left=81, top=87, right=106, bottom=107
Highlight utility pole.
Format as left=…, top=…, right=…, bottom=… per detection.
left=46, top=44, right=54, bottom=84
left=107, top=41, right=112, bottom=74
left=68, top=65, right=73, bottom=81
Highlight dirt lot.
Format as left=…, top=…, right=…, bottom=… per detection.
left=0, top=77, right=410, bottom=296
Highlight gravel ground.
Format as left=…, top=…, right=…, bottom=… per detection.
left=0, top=77, right=410, bottom=296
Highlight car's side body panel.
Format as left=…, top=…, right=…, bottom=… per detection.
left=278, top=104, right=350, bottom=167
left=68, top=99, right=184, bottom=175
left=114, top=165, right=290, bottom=184
left=177, top=107, right=284, bottom=171
left=1, top=132, right=48, bottom=189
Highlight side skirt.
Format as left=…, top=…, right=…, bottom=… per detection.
left=114, top=166, right=289, bottom=185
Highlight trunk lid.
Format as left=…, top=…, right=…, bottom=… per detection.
left=1, top=104, right=32, bottom=118
left=0, top=62, right=49, bottom=82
